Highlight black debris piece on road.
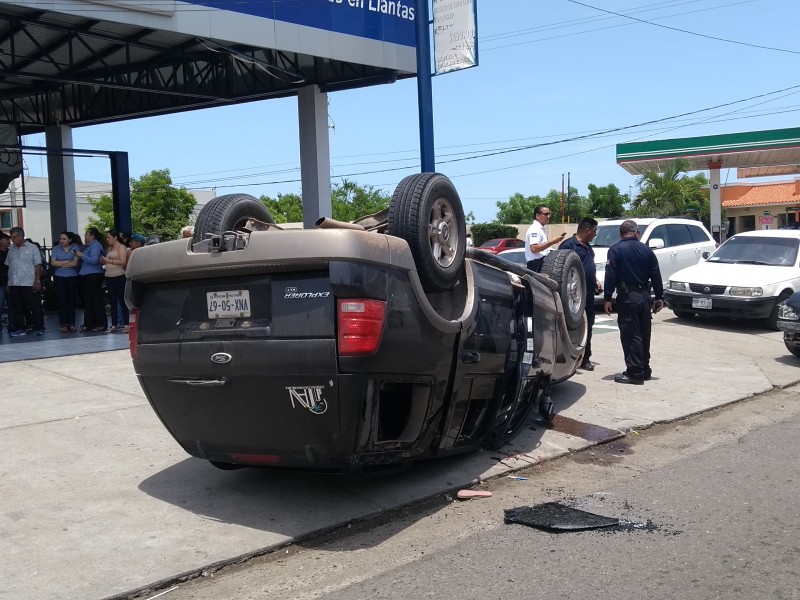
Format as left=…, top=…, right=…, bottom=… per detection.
left=504, top=502, right=619, bottom=531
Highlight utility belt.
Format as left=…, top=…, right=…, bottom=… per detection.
left=618, top=282, right=650, bottom=295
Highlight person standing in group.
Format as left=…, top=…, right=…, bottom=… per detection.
left=75, top=227, right=107, bottom=332
left=100, top=229, right=129, bottom=333
left=0, top=232, right=9, bottom=334
left=181, top=225, right=194, bottom=239
left=50, top=231, right=81, bottom=332
left=525, top=205, right=566, bottom=272
left=5, top=227, right=44, bottom=336
left=128, top=233, right=146, bottom=252
left=603, top=220, right=664, bottom=385
left=466, top=232, right=474, bottom=248
left=560, top=217, right=602, bottom=371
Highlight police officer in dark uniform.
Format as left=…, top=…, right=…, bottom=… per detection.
left=603, top=220, right=664, bottom=385
left=560, top=217, right=601, bottom=371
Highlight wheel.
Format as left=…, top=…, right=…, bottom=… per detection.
left=785, top=340, right=800, bottom=359
left=388, top=173, right=466, bottom=292
left=193, top=193, right=275, bottom=243
left=541, top=249, right=586, bottom=330
left=766, top=291, right=792, bottom=331
left=673, top=309, right=694, bottom=319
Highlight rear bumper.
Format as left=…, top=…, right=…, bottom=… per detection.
left=664, top=291, right=775, bottom=319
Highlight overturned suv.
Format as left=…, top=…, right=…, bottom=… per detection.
left=125, top=173, right=587, bottom=475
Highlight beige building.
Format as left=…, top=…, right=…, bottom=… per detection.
left=0, top=176, right=216, bottom=248
left=722, top=178, right=800, bottom=234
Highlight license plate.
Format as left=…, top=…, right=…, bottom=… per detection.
left=692, top=297, right=712, bottom=310
left=207, top=290, right=251, bottom=319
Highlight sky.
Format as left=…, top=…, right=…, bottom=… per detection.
left=22, top=0, right=800, bottom=224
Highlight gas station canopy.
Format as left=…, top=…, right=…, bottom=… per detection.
left=617, top=127, right=800, bottom=177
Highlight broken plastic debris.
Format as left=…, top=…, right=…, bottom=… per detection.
left=504, top=502, right=619, bottom=531
left=456, top=489, right=492, bottom=500
left=507, top=476, right=528, bottom=481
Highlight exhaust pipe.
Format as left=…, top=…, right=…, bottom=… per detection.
left=315, top=217, right=366, bottom=231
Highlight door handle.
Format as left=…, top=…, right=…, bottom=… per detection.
left=462, top=351, right=481, bottom=364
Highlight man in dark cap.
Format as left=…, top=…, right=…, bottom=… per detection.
left=603, top=220, right=664, bottom=385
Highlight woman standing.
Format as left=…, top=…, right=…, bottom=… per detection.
left=50, top=231, right=80, bottom=332
left=100, top=229, right=129, bottom=333
left=76, top=227, right=107, bottom=332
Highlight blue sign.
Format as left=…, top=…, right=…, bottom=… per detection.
left=185, top=0, right=416, bottom=47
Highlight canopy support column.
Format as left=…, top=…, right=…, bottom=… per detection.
left=708, top=161, right=723, bottom=243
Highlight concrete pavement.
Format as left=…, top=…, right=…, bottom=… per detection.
left=1, top=312, right=798, bottom=599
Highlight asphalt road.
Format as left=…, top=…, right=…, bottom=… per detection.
left=158, top=387, right=800, bottom=600
left=2, top=309, right=798, bottom=600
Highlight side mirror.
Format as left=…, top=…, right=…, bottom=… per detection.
left=701, top=251, right=710, bottom=260
left=648, top=238, right=665, bottom=250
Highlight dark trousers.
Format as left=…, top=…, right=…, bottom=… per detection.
left=616, top=290, right=652, bottom=378
left=584, top=300, right=596, bottom=361
left=54, top=275, right=79, bottom=327
left=527, top=258, right=544, bottom=273
left=8, top=285, right=43, bottom=332
left=81, top=273, right=107, bottom=329
left=105, top=275, right=128, bottom=327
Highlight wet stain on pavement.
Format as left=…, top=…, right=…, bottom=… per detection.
left=548, top=415, right=624, bottom=444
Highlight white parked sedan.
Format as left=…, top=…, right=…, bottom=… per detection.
left=663, top=230, right=800, bottom=329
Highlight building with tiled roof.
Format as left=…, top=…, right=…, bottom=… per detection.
left=721, top=178, right=800, bottom=234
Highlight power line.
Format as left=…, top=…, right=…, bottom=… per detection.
left=564, top=0, right=800, bottom=55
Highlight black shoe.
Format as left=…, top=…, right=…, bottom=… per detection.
left=580, top=359, right=594, bottom=371
left=614, top=373, right=644, bottom=385
left=625, top=370, right=652, bottom=381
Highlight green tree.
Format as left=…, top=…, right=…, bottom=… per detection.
left=470, top=223, right=519, bottom=247
left=261, top=180, right=391, bottom=224
left=331, top=179, right=391, bottom=222
left=496, top=188, right=588, bottom=225
left=261, top=192, right=304, bottom=223
left=495, top=193, right=542, bottom=224
left=587, top=183, right=627, bottom=217
left=87, top=169, right=196, bottom=240
left=631, top=159, right=707, bottom=217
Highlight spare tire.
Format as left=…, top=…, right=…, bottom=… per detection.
left=542, top=249, right=586, bottom=330
left=388, top=173, right=466, bottom=292
left=193, top=193, right=275, bottom=243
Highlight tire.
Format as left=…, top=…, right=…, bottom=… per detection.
left=785, top=340, right=800, bottom=359
left=193, top=193, right=275, bottom=243
left=766, top=291, right=792, bottom=331
left=541, top=249, right=586, bottom=330
left=388, top=173, right=466, bottom=292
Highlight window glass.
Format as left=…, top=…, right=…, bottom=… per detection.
left=666, top=224, right=693, bottom=246
left=648, top=225, right=670, bottom=247
left=516, top=239, right=525, bottom=248
left=689, top=225, right=711, bottom=243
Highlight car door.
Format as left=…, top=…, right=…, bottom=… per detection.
left=644, top=224, right=675, bottom=288
left=666, top=224, right=699, bottom=273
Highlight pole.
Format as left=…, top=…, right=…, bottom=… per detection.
left=566, top=171, right=571, bottom=224
left=561, top=174, right=565, bottom=223
left=416, top=0, right=435, bottom=172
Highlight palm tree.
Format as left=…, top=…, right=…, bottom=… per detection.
left=632, top=158, right=704, bottom=216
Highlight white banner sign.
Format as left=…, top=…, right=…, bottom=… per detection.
left=433, top=0, right=477, bottom=74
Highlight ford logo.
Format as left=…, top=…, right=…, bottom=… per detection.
left=210, top=352, right=232, bottom=364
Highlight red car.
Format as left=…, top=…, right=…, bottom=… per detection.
left=479, top=238, right=525, bottom=255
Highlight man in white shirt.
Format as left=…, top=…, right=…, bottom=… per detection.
left=524, top=205, right=566, bottom=272
left=5, top=227, right=44, bottom=336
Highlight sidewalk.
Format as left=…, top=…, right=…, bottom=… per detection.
left=1, top=312, right=798, bottom=599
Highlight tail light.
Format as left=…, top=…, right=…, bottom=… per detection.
left=128, top=309, right=139, bottom=360
left=337, top=299, right=386, bottom=356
